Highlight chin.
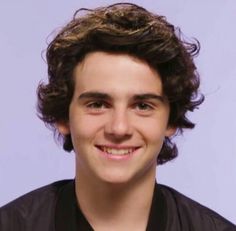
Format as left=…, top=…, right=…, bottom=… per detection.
left=96, top=170, right=141, bottom=186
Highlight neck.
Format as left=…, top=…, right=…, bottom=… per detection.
left=75, top=168, right=156, bottom=231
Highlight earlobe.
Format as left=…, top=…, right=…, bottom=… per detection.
left=56, top=122, right=70, bottom=135
left=165, top=126, right=177, bottom=138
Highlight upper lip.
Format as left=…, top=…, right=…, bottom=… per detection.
left=95, top=145, right=141, bottom=150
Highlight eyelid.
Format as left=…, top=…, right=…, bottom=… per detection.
left=85, top=100, right=111, bottom=110
left=133, top=94, right=165, bottom=103
left=131, top=101, right=156, bottom=116
left=87, top=100, right=105, bottom=105
left=133, top=100, right=156, bottom=108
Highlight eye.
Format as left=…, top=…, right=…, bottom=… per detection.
left=85, top=100, right=110, bottom=114
left=134, top=102, right=153, bottom=111
left=87, top=101, right=106, bottom=109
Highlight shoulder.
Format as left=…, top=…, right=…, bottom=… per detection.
left=158, top=184, right=236, bottom=231
left=0, top=179, right=73, bottom=231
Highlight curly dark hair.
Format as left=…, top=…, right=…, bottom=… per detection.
left=37, top=3, right=204, bottom=165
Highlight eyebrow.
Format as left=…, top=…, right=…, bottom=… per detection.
left=133, top=93, right=165, bottom=102
left=78, top=92, right=111, bottom=100
left=78, top=91, right=165, bottom=102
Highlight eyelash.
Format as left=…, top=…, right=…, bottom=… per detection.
left=85, top=100, right=155, bottom=114
left=133, top=102, right=154, bottom=111
left=86, top=100, right=109, bottom=109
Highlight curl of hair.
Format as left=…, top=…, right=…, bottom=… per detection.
left=37, top=3, right=204, bottom=165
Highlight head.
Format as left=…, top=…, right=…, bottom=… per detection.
left=37, top=3, right=204, bottom=165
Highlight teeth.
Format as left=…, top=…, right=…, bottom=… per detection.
left=101, top=147, right=134, bottom=155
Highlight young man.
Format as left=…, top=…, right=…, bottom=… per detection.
left=0, top=3, right=235, bottom=231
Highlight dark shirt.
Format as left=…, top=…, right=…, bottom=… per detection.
left=55, top=181, right=167, bottom=231
left=0, top=180, right=235, bottom=231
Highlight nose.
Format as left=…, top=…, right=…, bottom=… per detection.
left=104, top=108, right=132, bottom=139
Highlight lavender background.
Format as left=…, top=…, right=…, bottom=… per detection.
left=0, top=0, right=235, bottom=224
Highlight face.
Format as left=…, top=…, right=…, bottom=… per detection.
left=58, top=52, right=175, bottom=185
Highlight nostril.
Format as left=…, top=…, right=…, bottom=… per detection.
left=104, top=133, right=132, bottom=143
left=105, top=120, right=132, bottom=136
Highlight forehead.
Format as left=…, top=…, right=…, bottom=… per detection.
left=73, top=51, right=163, bottom=96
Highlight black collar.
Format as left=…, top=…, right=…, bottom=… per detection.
left=55, top=181, right=167, bottom=231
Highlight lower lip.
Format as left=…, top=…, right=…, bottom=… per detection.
left=96, top=147, right=139, bottom=161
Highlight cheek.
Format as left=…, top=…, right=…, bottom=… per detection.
left=136, top=116, right=169, bottom=142
left=141, top=125, right=166, bottom=144
left=69, top=114, right=105, bottom=141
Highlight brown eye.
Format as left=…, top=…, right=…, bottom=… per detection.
left=135, top=102, right=153, bottom=111
left=87, top=101, right=106, bottom=109
left=85, top=101, right=110, bottom=114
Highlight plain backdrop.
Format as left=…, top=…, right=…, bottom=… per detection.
left=0, top=0, right=235, bottom=224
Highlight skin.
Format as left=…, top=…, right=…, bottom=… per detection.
left=57, top=51, right=175, bottom=230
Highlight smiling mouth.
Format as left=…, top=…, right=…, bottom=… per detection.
left=96, top=146, right=139, bottom=155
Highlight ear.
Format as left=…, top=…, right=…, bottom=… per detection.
left=165, top=126, right=177, bottom=138
left=56, top=121, right=70, bottom=135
